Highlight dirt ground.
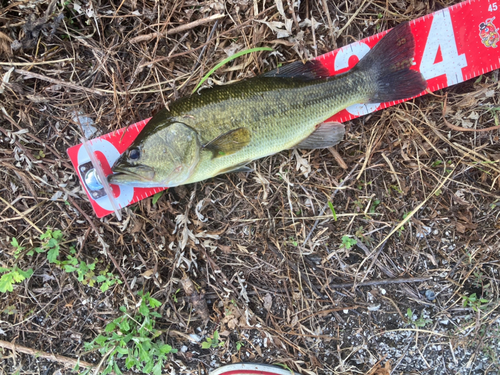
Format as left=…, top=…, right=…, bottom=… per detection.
left=1, top=0, right=499, bottom=374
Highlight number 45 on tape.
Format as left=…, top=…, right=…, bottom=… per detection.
left=67, top=0, right=500, bottom=219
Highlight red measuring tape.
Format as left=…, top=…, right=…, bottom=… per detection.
left=67, top=0, right=500, bottom=219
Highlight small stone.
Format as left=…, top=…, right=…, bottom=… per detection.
left=425, top=290, right=436, bottom=301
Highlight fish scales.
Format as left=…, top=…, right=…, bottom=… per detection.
left=166, top=72, right=374, bottom=183
left=108, top=22, right=427, bottom=187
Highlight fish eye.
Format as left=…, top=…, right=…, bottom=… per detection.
left=128, top=148, right=141, bottom=161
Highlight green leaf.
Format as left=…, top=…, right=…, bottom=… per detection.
left=47, top=247, right=59, bottom=263
left=0, top=268, right=33, bottom=293
left=139, top=301, right=149, bottom=316
left=125, top=356, right=137, bottom=369
left=148, top=297, right=162, bottom=308
left=407, top=308, right=413, bottom=319
left=0, top=273, right=15, bottom=293
left=118, top=318, right=130, bottom=332
left=18, top=268, right=33, bottom=279
left=328, top=201, right=337, bottom=221
left=95, top=335, right=107, bottom=345
left=100, top=282, right=110, bottom=292
left=113, top=361, right=122, bottom=375
left=341, top=236, right=357, bottom=249
left=105, top=322, right=116, bottom=332
left=201, top=341, right=211, bottom=349
left=192, top=47, right=274, bottom=94
left=53, top=230, right=63, bottom=241
left=47, top=238, right=59, bottom=249
left=152, top=361, right=162, bottom=375
left=152, top=191, right=163, bottom=205
left=159, top=344, right=174, bottom=354
left=143, top=360, right=154, bottom=373
left=116, top=347, right=128, bottom=355
left=40, top=230, right=52, bottom=240
left=64, top=265, right=77, bottom=273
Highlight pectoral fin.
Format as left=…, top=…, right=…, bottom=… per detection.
left=294, top=122, right=345, bottom=149
left=203, top=127, right=251, bottom=158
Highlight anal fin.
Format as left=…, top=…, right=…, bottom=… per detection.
left=217, top=163, right=253, bottom=175
left=294, top=122, right=345, bottom=149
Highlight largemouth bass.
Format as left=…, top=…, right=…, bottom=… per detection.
left=109, top=22, right=426, bottom=187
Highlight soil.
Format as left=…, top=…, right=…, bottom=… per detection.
left=0, top=1, right=499, bottom=374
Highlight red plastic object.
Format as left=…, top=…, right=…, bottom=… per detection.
left=209, top=363, right=295, bottom=375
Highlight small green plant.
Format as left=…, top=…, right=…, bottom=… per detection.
left=10, top=237, right=25, bottom=258
left=390, top=184, right=403, bottom=194
left=289, top=237, right=298, bottom=247
left=81, top=292, right=176, bottom=375
left=341, top=236, right=357, bottom=250
left=328, top=201, right=337, bottom=221
left=0, top=266, right=33, bottom=293
left=201, top=330, right=224, bottom=349
left=236, top=340, right=244, bottom=351
left=407, top=308, right=432, bottom=327
left=3, top=239, right=33, bottom=293
left=462, top=293, right=489, bottom=312
left=171, top=288, right=180, bottom=303
left=193, top=47, right=273, bottom=93
left=152, top=191, right=164, bottom=205
left=11, top=228, right=122, bottom=292
left=369, top=199, right=381, bottom=213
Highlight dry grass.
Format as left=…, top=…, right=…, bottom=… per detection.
left=0, top=0, right=499, bottom=374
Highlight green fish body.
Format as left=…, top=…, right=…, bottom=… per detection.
left=109, top=22, right=426, bottom=187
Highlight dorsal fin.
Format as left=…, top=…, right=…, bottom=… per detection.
left=262, top=60, right=331, bottom=80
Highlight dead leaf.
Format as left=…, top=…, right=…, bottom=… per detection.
left=263, top=293, right=273, bottom=311
left=141, top=269, right=155, bottom=279
left=0, top=32, right=13, bottom=57
left=220, top=245, right=232, bottom=254
left=367, top=361, right=391, bottom=375
left=257, top=20, right=291, bottom=38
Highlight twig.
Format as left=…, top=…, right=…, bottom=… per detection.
left=443, top=93, right=500, bottom=132
left=328, top=146, right=348, bottom=169
left=329, top=276, right=432, bottom=289
left=0, top=196, right=43, bottom=234
left=0, top=58, right=74, bottom=66
left=320, top=0, right=336, bottom=47
left=0, top=339, right=96, bottom=371
left=130, top=14, right=225, bottom=44
left=15, top=69, right=104, bottom=96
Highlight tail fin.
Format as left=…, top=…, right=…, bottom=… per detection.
left=356, top=22, right=427, bottom=102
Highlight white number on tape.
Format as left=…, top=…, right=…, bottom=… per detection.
left=334, top=42, right=381, bottom=116
left=420, top=8, right=467, bottom=86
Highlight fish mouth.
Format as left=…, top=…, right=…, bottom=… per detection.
left=108, top=165, right=155, bottom=185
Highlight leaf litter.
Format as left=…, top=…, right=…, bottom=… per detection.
left=0, top=0, right=499, bottom=375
